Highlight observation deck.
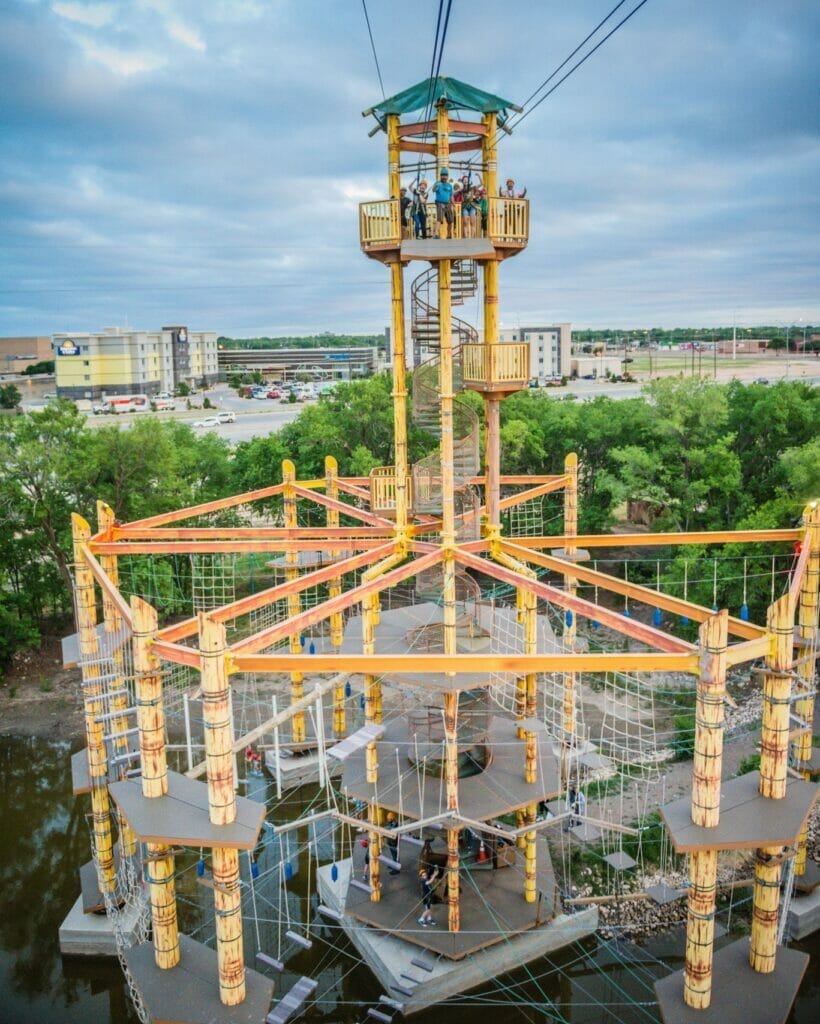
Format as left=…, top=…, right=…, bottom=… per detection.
left=359, top=196, right=529, bottom=263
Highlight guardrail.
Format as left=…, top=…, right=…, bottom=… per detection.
left=359, top=196, right=530, bottom=249
left=461, top=343, right=530, bottom=390
left=360, top=200, right=401, bottom=249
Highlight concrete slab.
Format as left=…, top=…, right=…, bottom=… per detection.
left=71, top=748, right=91, bottom=795
left=654, top=938, right=808, bottom=1024
left=788, top=883, right=820, bottom=940
left=59, top=893, right=145, bottom=957
left=263, top=748, right=342, bottom=790
left=793, top=858, right=820, bottom=893
left=317, top=859, right=598, bottom=1017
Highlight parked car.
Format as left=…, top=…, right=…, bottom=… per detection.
left=157, top=391, right=173, bottom=400
left=754, top=377, right=770, bottom=385
left=216, top=410, right=235, bottom=424
left=42, top=392, right=57, bottom=400
left=193, top=416, right=220, bottom=428
left=253, top=389, right=269, bottom=399
left=266, top=389, right=282, bottom=399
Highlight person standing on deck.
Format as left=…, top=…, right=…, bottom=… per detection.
left=409, top=179, right=429, bottom=238
left=499, top=177, right=527, bottom=198
left=431, top=167, right=455, bottom=238
left=399, top=187, right=411, bottom=238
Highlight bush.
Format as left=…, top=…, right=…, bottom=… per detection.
left=0, top=384, right=21, bottom=409
left=736, top=753, right=760, bottom=776
left=176, top=381, right=191, bottom=397
left=203, top=397, right=213, bottom=409
left=671, top=712, right=696, bottom=760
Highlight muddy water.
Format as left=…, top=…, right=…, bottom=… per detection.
left=0, top=735, right=816, bottom=1024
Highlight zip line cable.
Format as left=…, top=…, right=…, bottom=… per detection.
left=414, top=0, right=454, bottom=184
left=360, top=0, right=386, bottom=100
left=512, top=0, right=652, bottom=130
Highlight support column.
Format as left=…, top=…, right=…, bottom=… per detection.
left=524, top=803, right=537, bottom=904
left=750, top=591, right=796, bottom=974
left=199, top=613, right=245, bottom=1006
left=484, top=395, right=501, bottom=527
left=436, top=100, right=450, bottom=237
left=325, top=457, right=346, bottom=737
left=97, top=500, right=137, bottom=860
left=562, top=454, right=579, bottom=754
left=131, top=596, right=179, bottom=969
left=369, top=800, right=382, bottom=903
left=683, top=609, right=728, bottom=1009
left=390, top=261, right=409, bottom=530
left=71, top=513, right=116, bottom=894
left=387, top=112, right=400, bottom=200
left=444, top=692, right=460, bottom=932
left=282, top=459, right=305, bottom=744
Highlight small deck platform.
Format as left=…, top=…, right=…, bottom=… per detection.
left=653, top=937, right=808, bottom=1024
left=400, top=238, right=495, bottom=262
left=71, top=748, right=92, bottom=795
left=109, top=770, right=266, bottom=850
left=79, top=851, right=121, bottom=914
left=125, top=933, right=275, bottom=1024
left=341, top=714, right=561, bottom=822
left=59, top=891, right=145, bottom=957
left=659, top=771, right=818, bottom=853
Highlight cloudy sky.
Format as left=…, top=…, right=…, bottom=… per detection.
left=1, top=0, right=818, bottom=337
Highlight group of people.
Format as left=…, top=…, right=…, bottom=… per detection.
left=399, top=168, right=527, bottom=240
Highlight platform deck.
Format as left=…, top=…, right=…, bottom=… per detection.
left=654, top=937, right=808, bottom=1024
left=125, top=933, right=275, bottom=1024
left=660, top=771, right=818, bottom=852
left=400, top=238, right=495, bottom=261
left=344, top=834, right=556, bottom=959
left=341, top=714, right=561, bottom=821
left=71, top=748, right=92, bottom=795
left=110, top=770, right=266, bottom=850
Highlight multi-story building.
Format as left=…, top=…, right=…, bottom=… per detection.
left=53, top=325, right=218, bottom=400
left=499, top=323, right=572, bottom=379
left=217, top=346, right=380, bottom=382
left=0, top=336, right=53, bottom=375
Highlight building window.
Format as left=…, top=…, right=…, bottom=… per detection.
left=83, top=360, right=89, bottom=366
left=538, top=334, right=544, bottom=340
left=83, top=374, right=90, bottom=381
left=81, top=345, right=89, bottom=353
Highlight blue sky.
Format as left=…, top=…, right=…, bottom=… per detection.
left=1, top=0, right=818, bottom=337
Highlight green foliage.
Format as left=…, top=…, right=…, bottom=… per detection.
left=217, top=333, right=383, bottom=350
left=671, top=713, right=696, bottom=760
left=736, top=753, right=761, bottom=776
left=22, top=360, right=55, bottom=375
left=0, top=384, right=21, bottom=409
left=203, top=397, right=213, bottom=409
left=176, top=381, right=191, bottom=397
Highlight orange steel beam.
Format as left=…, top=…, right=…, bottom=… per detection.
left=508, top=529, right=802, bottom=549
left=496, top=476, right=565, bottom=485
left=90, top=537, right=393, bottom=556
left=157, top=543, right=398, bottom=643
left=501, top=541, right=767, bottom=641
left=454, top=548, right=695, bottom=654
left=498, top=477, right=569, bottom=512
left=448, top=139, right=484, bottom=153
left=231, top=652, right=699, bottom=675
left=231, top=549, right=443, bottom=656
left=290, top=484, right=395, bottom=528
left=122, top=482, right=287, bottom=530
left=726, top=635, right=773, bottom=668
left=80, top=544, right=134, bottom=628
left=336, top=480, right=372, bottom=503
left=397, top=118, right=488, bottom=138
left=789, top=542, right=810, bottom=602
left=108, top=526, right=389, bottom=541
left=400, top=140, right=436, bottom=154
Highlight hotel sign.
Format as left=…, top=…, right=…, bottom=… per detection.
left=56, top=339, right=81, bottom=356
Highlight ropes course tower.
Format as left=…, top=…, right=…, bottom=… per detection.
left=61, top=77, right=818, bottom=1024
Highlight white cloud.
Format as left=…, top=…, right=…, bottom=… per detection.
left=52, top=2, right=114, bottom=29
left=166, top=17, right=205, bottom=52
left=74, top=34, right=165, bottom=75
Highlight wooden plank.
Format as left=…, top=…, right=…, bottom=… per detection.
left=725, top=635, right=772, bottom=666
left=290, top=483, right=395, bottom=528
left=501, top=541, right=766, bottom=641
left=158, top=543, right=395, bottom=643
left=454, top=547, right=696, bottom=654
left=510, top=529, right=802, bottom=549
left=80, top=544, right=133, bottom=628
left=231, top=549, right=442, bottom=655
left=91, top=537, right=393, bottom=555
left=121, top=482, right=286, bottom=530
left=152, top=639, right=201, bottom=669
left=232, top=651, right=699, bottom=674
left=111, top=525, right=386, bottom=540
left=498, top=478, right=569, bottom=511
left=789, top=537, right=811, bottom=601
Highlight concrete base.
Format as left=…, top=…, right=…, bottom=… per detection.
left=317, top=859, right=598, bottom=1016
left=59, top=893, right=145, bottom=957
left=264, top=748, right=341, bottom=790
left=788, top=883, right=820, bottom=940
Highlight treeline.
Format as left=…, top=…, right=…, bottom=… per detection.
left=0, top=376, right=816, bottom=672
left=572, top=326, right=818, bottom=347
left=217, top=334, right=384, bottom=350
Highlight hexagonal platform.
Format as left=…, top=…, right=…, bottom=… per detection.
left=124, top=933, right=274, bottom=1024
left=109, top=770, right=266, bottom=850
left=341, top=714, right=561, bottom=821
left=344, top=831, right=556, bottom=959
left=653, top=937, right=808, bottom=1024
left=659, top=772, right=818, bottom=852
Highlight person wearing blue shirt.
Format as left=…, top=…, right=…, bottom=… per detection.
left=431, top=168, right=455, bottom=237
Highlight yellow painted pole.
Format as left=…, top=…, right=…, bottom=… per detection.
left=282, top=459, right=305, bottom=744
left=482, top=107, right=500, bottom=522
left=96, top=500, right=137, bottom=860
left=390, top=262, right=409, bottom=531
left=131, top=596, right=179, bottom=970
left=484, top=396, right=501, bottom=528
left=524, top=803, right=537, bottom=904
left=436, top=100, right=450, bottom=235
left=198, top=613, right=245, bottom=1006
left=387, top=112, right=401, bottom=200
left=562, top=454, right=578, bottom=753
left=369, top=799, right=382, bottom=903
left=483, top=111, right=498, bottom=200
left=71, top=513, right=116, bottom=894
left=794, top=503, right=819, bottom=874
left=325, top=457, right=346, bottom=737
left=750, top=591, right=795, bottom=975
left=682, top=610, right=728, bottom=1009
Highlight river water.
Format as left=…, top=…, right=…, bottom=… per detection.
left=0, top=735, right=816, bottom=1024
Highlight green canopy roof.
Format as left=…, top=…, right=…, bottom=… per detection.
left=364, top=76, right=521, bottom=129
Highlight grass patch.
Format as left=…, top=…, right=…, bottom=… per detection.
left=736, top=753, right=761, bottom=776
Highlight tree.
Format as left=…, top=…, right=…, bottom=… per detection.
left=767, top=337, right=786, bottom=355
left=0, top=384, right=21, bottom=409
left=22, top=360, right=55, bottom=375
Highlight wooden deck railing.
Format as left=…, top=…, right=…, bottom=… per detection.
left=462, top=343, right=530, bottom=390
left=369, top=466, right=410, bottom=514
left=487, top=197, right=529, bottom=246
left=360, top=196, right=530, bottom=249
left=360, top=200, right=401, bottom=249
